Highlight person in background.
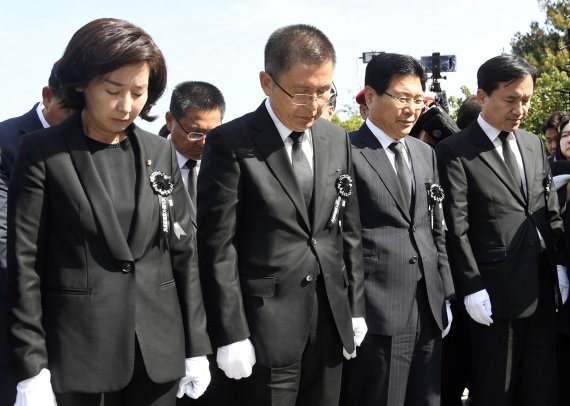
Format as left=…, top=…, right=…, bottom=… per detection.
left=341, top=53, right=454, bottom=406
left=0, top=59, right=72, bottom=406
left=548, top=113, right=570, bottom=406
left=197, top=24, right=366, bottom=406
left=355, top=88, right=368, bottom=120
left=436, top=54, right=566, bottom=406
left=165, top=81, right=225, bottom=231
left=543, top=111, right=569, bottom=160
left=320, top=82, right=337, bottom=121
left=7, top=18, right=211, bottom=406
left=455, top=95, right=482, bottom=131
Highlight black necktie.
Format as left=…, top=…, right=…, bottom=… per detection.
left=290, top=131, right=313, bottom=212
left=185, top=159, right=198, bottom=204
left=389, top=142, right=413, bottom=209
left=498, top=131, right=523, bottom=194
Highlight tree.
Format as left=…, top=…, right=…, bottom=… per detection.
left=331, top=103, right=363, bottom=132
left=510, top=0, right=570, bottom=134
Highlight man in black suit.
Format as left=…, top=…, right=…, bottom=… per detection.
left=436, top=54, right=567, bottom=406
left=340, top=53, right=455, bottom=406
left=0, top=61, right=71, bottom=405
left=165, top=81, right=225, bottom=231
left=197, top=24, right=366, bottom=406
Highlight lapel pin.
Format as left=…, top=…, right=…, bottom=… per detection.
left=146, top=159, right=152, bottom=167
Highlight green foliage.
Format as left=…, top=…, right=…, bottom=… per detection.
left=448, top=86, right=474, bottom=121
left=510, top=0, right=570, bottom=134
left=331, top=103, right=364, bottom=133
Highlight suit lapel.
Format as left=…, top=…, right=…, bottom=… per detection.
left=250, top=104, right=311, bottom=230
left=407, top=138, right=424, bottom=221
left=310, top=119, right=329, bottom=229
left=356, top=125, right=411, bottom=223
left=516, top=130, right=536, bottom=202
left=471, top=124, right=526, bottom=206
left=63, top=114, right=133, bottom=262
left=126, top=127, right=160, bottom=259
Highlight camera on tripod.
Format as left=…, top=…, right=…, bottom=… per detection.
left=420, top=52, right=456, bottom=92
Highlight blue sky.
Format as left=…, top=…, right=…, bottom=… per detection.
left=0, top=0, right=543, bottom=134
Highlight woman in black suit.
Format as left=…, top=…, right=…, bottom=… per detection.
left=8, top=18, right=211, bottom=406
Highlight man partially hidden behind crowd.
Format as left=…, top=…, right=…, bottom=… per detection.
left=0, top=61, right=72, bottom=406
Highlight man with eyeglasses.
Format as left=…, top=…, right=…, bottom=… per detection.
left=340, top=53, right=455, bottom=406
left=197, top=24, right=366, bottom=406
left=165, top=81, right=225, bottom=230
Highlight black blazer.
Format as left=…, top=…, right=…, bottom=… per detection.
left=351, top=123, right=454, bottom=335
left=436, top=121, right=564, bottom=319
left=0, top=104, right=43, bottom=374
left=7, top=113, right=211, bottom=393
left=197, top=102, right=365, bottom=368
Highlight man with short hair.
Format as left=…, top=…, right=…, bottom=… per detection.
left=0, top=60, right=72, bottom=406
left=197, top=24, right=366, bottom=406
left=340, top=53, right=454, bottom=406
left=165, top=81, right=225, bottom=229
left=436, top=54, right=566, bottom=406
left=542, top=111, right=568, bottom=159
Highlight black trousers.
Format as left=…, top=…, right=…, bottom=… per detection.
left=190, top=277, right=343, bottom=406
left=340, top=280, right=441, bottom=406
left=441, top=300, right=472, bottom=406
left=55, top=338, right=178, bottom=406
left=469, top=254, right=557, bottom=406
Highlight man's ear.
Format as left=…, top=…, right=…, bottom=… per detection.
left=165, top=111, right=174, bottom=133
left=41, top=86, right=54, bottom=107
left=259, top=71, right=272, bottom=97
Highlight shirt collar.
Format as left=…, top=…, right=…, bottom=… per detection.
left=167, top=134, right=200, bottom=168
left=477, top=113, right=509, bottom=143
left=265, top=98, right=310, bottom=142
left=35, top=102, right=50, bottom=129
left=365, top=118, right=408, bottom=151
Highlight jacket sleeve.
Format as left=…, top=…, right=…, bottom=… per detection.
left=342, top=132, right=365, bottom=317
left=436, top=140, right=485, bottom=297
left=167, top=143, right=212, bottom=357
left=7, top=133, right=49, bottom=381
left=196, top=128, right=250, bottom=348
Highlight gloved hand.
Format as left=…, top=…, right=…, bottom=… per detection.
left=343, top=317, right=368, bottom=359
left=352, top=317, right=368, bottom=347
left=14, top=368, right=58, bottom=406
left=442, top=300, right=453, bottom=338
left=176, top=356, right=211, bottom=399
left=558, top=265, right=569, bottom=305
left=464, top=289, right=493, bottom=326
left=216, top=338, right=256, bottom=379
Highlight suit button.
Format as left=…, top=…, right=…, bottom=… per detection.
left=529, top=240, right=535, bottom=247
left=305, top=275, right=314, bottom=282
left=411, top=225, right=416, bottom=232
left=528, top=210, right=534, bottom=216
left=121, top=261, right=133, bottom=273
left=310, top=238, right=317, bottom=246
left=409, top=256, right=418, bottom=264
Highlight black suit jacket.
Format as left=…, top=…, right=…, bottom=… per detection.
left=436, top=121, right=564, bottom=319
left=7, top=113, right=211, bottom=392
left=0, top=104, right=43, bottom=372
left=351, top=124, right=454, bottom=335
left=197, top=102, right=365, bottom=368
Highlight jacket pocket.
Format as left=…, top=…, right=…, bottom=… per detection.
left=241, top=276, right=276, bottom=297
left=473, top=248, right=507, bottom=264
left=161, top=279, right=176, bottom=288
left=44, top=287, right=91, bottom=295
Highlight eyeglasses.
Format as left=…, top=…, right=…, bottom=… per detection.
left=174, top=115, right=207, bottom=140
left=383, top=91, right=424, bottom=109
left=269, top=73, right=331, bottom=106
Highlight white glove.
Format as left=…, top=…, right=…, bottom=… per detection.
left=176, top=356, right=211, bottom=399
left=216, top=338, right=256, bottom=379
left=14, top=368, right=58, bottom=406
left=352, top=317, right=368, bottom=347
left=343, top=317, right=368, bottom=359
left=558, top=265, right=569, bottom=305
left=464, top=289, right=493, bottom=326
left=442, top=300, right=453, bottom=338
